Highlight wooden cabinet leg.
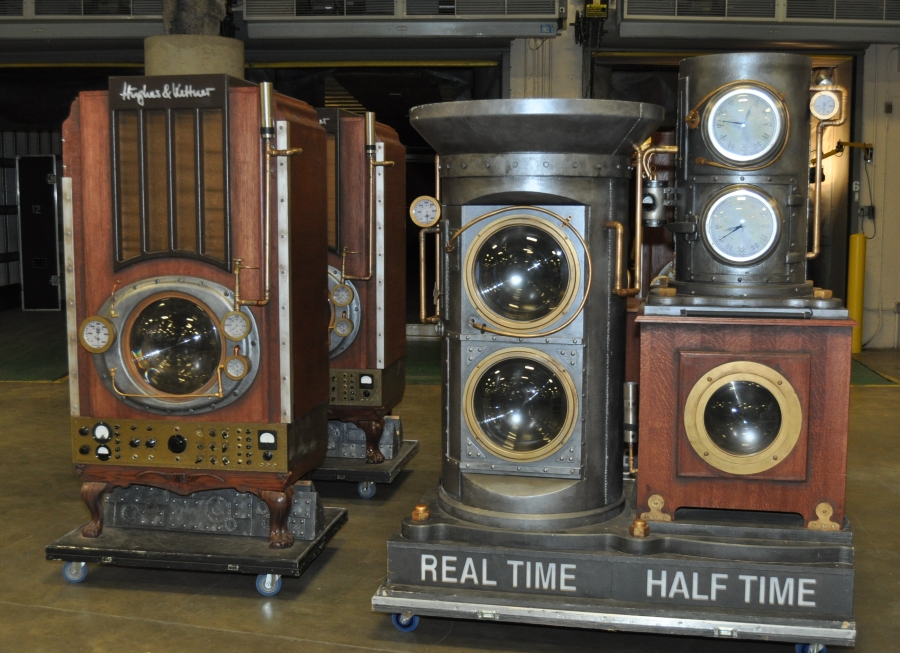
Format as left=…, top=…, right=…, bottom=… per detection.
left=259, top=487, right=295, bottom=549
left=359, top=419, right=385, bottom=464
left=80, top=482, right=109, bottom=538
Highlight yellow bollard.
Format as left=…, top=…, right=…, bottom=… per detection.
left=847, top=233, right=867, bottom=353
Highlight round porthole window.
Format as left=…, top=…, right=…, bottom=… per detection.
left=465, top=215, right=580, bottom=333
left=684, top=361, right=802, bottom=475
left=464, top=348, right=578, bottom=462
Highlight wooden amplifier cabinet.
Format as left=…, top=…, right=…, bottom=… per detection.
left=636, top=315, right=852, bottom=529
left=63, top=75, right=329, bottom=548
left=316, top=108, right=406, bottom=463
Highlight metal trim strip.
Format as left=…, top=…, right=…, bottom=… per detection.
left=277, top=120, right=292, bottom=422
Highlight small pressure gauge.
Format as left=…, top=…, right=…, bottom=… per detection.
left=92, top=422, right=112, bottom=443
left=79, top=316, right=116, bottom=354
left=409, top=195, right=441, bottom=228
left=810, top=90, right=840, bottom=121
left=222, top=311, right=251, bottom=341
left=334, top=317, right=354, bottom=339
left=224, top=354, right=251, bottom=381
left=330, top=283, right=354, bottom=307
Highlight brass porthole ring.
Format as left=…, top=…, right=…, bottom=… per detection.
left=684, top=361, right=802, bottom=475
left=464, top=214, right=581, bottom=334
left=463, top=347, right=579, bottom=463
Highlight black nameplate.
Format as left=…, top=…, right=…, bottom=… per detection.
left=387, top=539, right=854, bottom=618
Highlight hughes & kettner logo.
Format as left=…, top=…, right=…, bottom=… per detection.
left=119, top=81, right=217, bottom=106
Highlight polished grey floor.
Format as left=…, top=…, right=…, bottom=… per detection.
left=2, top=354, right=898, bottom=652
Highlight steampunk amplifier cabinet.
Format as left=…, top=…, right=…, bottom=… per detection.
left=317, top=108, right=407, bottom=465
left=62, top=75, right=330, bottom=548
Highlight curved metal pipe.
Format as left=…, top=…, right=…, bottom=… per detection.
left=808, top=85, right=849, bottom=260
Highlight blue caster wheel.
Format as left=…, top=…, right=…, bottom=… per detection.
left=62, top=562, right=88, bottom=583
left=796, top=645, right=826, bottom=653
left=358, top=481, right=377, bottom=499
left=392, top=613, right=419, bottom=632
left=256, top=574, right=282, bottom=597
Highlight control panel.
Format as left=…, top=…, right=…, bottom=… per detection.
left=71, top=418, right=288, bottom=472
left=330, top=368, right=382, bottom=406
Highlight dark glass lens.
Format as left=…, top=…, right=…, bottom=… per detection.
left=473, top=224, right=570, bottom=322
left=129, top=297, right=222, bottom=395
left=703, top=381, right=782, bottom=455
left=472, top=357, right=569, bottom=455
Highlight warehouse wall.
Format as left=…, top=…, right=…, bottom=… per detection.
left=508, top=0, right=582, bottom=99
left=861, top=44, right=900, bottom=349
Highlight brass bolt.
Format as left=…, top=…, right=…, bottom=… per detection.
left=411, top=504, right=430, bottom=523
left=629, top=518, right=649, bottom=538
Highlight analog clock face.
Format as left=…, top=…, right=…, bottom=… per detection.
left=409, top=196, right=441, bottom=228
left=705, top=86, right=785, bottom=164
left=330, top=284, right=354, bottom=307
left=80, top=316, right=115, bottom=354
left=224, top=355, right=250, bottom=381
left=703, top=188, right=780, bottom=264
left=222, top=311, right=250, bottom=341
left=333, top=317, right=354, bottom=338
left=810, top=91, right=839, bottom=121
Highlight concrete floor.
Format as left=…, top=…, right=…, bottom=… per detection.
left=2, top=355, right=899, bottom=653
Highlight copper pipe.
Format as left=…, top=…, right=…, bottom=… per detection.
left=344, top=141, right=394, bottom=281
left=419, top=226, right=441, bottom=324
left=434, top=154, right=441, bottom=202
left=641, top=145, right=678, bottom=181
left=808, top=85, right=849, bottom=260
left=628, top=442, right=638, bottom=474
left=605, top=221, right=626, bottom=295
left=110, top=365, right=225, bottom=399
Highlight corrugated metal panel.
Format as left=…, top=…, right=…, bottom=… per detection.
left=457, top=0, right=505, bottom=14
left=726, top=0, right=775, bottom=17
left=0, top=0, right=23, bottom=16
left=626, top=0, right=676, bottom=15
left=887, top=0, right=900, bottom=19
left=507, top=0, right=555, bottom=14
left=34, top=0, right=161, bottom=14
left=246, top=0, right=295, bottom=16
left=34, top=0, right=82, bottom=15
left=132, top=0, right=161, bottom=14
left=836, top=0, right=882, bottom=19
left=676, top=0, right=725, bottom=16
left=406, top=0, right=440, bottom=13
left=345, top=0, right=393, bottom=14
left=785, top=0, right=834, bottom=19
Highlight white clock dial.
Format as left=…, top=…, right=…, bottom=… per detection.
left=79, top=316, right=116, bottom=354
left=409, top=195, right=441, bottom=228
left=224, top=355, right=250, bottom=381
left=810, top=91, right=839, bottom=121
left=705, top=86, right=785, bottom=164
left=333, top=317, right=354, bottom=338
left=92, top=423, right=111, bottom=442
left=222, top=311, right=251, bottom=341
left=703, top=188, right=780, bottom=264
left=330, top=284, right=354, bottom=307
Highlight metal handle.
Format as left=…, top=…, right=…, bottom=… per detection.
left=419, top=226, right=441, bottom=324
left=808, top=84, right=849, bottom=260
left=110, top=365, right=225, bottom=399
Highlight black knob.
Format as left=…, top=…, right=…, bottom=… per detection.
left=129, top=439, right=140, bottom=448
left=145, top=439, right=156, bottom=448
left=263, top=451, right=273, bottom=461
left=130, top=425, right=137, bottom=430
left=363, top=390, right=370, bottom=398
left=78, top=445, right=90, bottom=455
left=168, top=434, right=187, bottom=454
left=221, top=443, right=228, bottom=452
left=78, top=426, right=89, bottom=436
left=209, top=456, right=217, bottom=465
left=195, top=455, right=203, bottom=463
left=209, top=443, right=217, bottom=452
left=222, top=457, right=230, bottom=465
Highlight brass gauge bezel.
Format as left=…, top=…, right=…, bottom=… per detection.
left=224, top=354, right=251, bottom=381
left=79, top=315, right=116, bottom=354
left=700, top=185, right=781, bottom=266
left=702, top=83, right=788, bottom=167
left=810, top=90, right=840, bottom=121
left=333, top=317, right=354, bottom=338
left=464, top=215, right=581, bottom=334
left=222, top=310, right=251, bottom=341
left=684, top=361, right=802, bottom=476
left=463, top=347, right=579, bottom=463
left=409, top=195, right=441, bottom=228
left=330, top=283, right=355, bottom=308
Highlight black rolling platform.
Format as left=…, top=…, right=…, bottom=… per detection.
left=312, top=440, right=419, bottom=498
left=46, top=507, right=347, bottom=595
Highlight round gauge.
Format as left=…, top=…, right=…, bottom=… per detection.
left=79, top=316, right=116, bottom=354
left=810, top=90, right=840, bottom=121
left=95, top=445, right=112, bottom=461
left=222, top=311, right=251, bottom=341
left=334, top=317, right=354, bottom=338
left=703, top=187, right=780, bottom=264
left=224, top=354, right=251, bottom=381
left=409, top=195, right=441, bottom=228
left=92, top=422, right=112, bottom=442
left=705, top=85, right=786, bottom=164
left=330, top=283, right=354, bottom=308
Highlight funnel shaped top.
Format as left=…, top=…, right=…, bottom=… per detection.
left=410, top=99, right=665, bottom=157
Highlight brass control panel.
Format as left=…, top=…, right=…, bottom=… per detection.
left=329, top=368, right=382, bottom=406
left=71, top=418, right=288, bottom=472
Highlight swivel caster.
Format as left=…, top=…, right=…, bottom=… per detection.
left=62, top=561, right=88, bottom=583
left=256, top=573, right=282, bottom=597
left=391, top=613, right=419, bottom=632
left=358, top=481, right=377, bottom=499
left=796, top=645, right=826, bottom=653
